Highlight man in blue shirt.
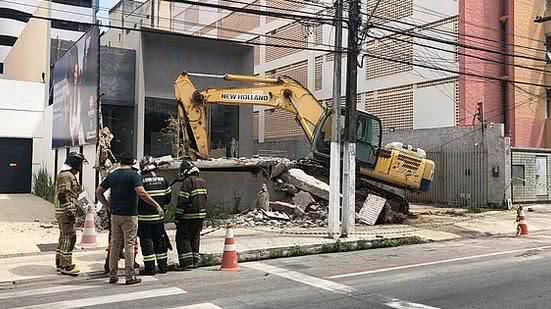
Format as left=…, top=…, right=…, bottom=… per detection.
left=96, top=152, right=164, bottom=285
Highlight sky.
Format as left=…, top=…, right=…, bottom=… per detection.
left=97, top=0, right=118, bottom=24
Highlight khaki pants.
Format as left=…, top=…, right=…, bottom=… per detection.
left=109, top=215, right=138, bottom=280
left=55, top=213, right=76, bottom=269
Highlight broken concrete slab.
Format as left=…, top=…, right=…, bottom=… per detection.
left=164, top=157, right=293, bottom=171
left=270, top=162, right=290, bottom=179
left=270, top=201, right=306, bottom=218
left=285, top=169, right=340, bottom=201
left=261, top=209, right=290, bottom=221
left=255, top=184, right=270, bottom=211
left=293, top=191, right=316, bottom=210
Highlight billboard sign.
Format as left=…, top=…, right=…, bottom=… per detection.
left=52, top=26, right=99, bottom=149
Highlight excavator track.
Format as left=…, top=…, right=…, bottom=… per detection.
left=295, top=158, right=409, bottom=215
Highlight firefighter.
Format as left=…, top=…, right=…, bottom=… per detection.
left=175, top=160, right=207, bottom=270
left=138, top=156, right=172, bottom=275
left=55, top=152, right=87, bottom=276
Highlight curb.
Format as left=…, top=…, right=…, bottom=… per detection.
left=196, top=236, right=426, bottom=267
left=0, top=236, right=425, bottom=287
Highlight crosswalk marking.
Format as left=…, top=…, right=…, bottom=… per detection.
left=386, top=299, right=442, bottom=309
left=11, top=287, right=187, bottom=309
left=168, top=303, right=223, bottom=309
left=0, top=285, right=99, bottom=300
left=244, top=262, right=357, bottom=295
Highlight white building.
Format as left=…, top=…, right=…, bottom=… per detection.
left=0, top=0, right=96, bottom=74
left=0, top=0, right=96, bottom=194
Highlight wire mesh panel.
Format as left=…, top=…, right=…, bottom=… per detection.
left=406, top=147, right=489, bottom=207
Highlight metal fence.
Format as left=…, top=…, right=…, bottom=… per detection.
left=406, top=147, right=489, bottom=207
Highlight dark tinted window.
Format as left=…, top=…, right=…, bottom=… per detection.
left=51, top=0, right=92, bottom=7
left=512, top=165, right=525, bottom=186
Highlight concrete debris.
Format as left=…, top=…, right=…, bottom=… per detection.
left=260, top=209, right=290, bottom=221
left=163, top=157, right=293, bottom=171
left=292, top=191, right=316, bottom=210
left=237, top=209, right=328, bottom=229
left=269, top=201, right=306, bottom=219
left=270, top=162, right=290, bottom=179
left=39, top=223, right=54, bottom=229
left=285, top=169, right=338, bottom=201
left=255, top=184, right=270, bottom=211
left=154, top=155, right=174, bottom=167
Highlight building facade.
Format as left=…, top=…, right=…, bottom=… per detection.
left=0, top=0, right=95, bottom=75
left=153, top=0, right=550, bottom=156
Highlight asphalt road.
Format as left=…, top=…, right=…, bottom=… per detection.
left=2, top=233, right=551, bottom=309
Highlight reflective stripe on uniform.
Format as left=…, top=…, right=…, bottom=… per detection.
left=175, top=209, right=185, bottom=214
left=190, top=189, right=207, bottom=196
left=182, top=212, right=207, bottom=219
left=179, top=192, right=190, bottom=198
left=147, top=188, right=172, bottom=197
left=156, top=253, right=168, bottom=260
left=138, top=214, right=163, bottom=221
left=143, top=254, right=156, bottom=262
left=178, top=252, right=193, bottom=260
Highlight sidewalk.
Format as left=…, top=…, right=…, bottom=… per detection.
left=0, top=197, right=549, bottom=284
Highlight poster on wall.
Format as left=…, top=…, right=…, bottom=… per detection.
left=52, top=26, right=99, bottom=149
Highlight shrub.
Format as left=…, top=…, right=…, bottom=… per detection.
left=33, top=166, right=56, bottom=203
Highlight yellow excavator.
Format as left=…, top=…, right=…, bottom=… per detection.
left=174, top=72, right=435, bottom=212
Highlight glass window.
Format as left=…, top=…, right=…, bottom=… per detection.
left=209, top=105, right=239, bottom=158
left=512, top=165, right=525, bottom=186
left=102, top=105, right=134, bottom=158
left=356, top=114, right=381, bottom=166
left=144, top=97, right=177, bottom=157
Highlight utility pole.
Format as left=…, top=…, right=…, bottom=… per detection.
left=328, top=0, right=343, bottom=239
left=151, top=0, right=155, bottom=27
left=342, top=0, right=360, bottom=237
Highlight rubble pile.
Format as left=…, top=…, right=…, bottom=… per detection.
left=235, top=203, right=328, bottom=229
left=158, top=155, right=407, bottom=228
left=231, top=165, right=335, bottom=228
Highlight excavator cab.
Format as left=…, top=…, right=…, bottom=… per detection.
left=312, top=110, right=382, bottom=168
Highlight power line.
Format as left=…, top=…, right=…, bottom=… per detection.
left=359, top=49, right=551, bottom=88
left=8, top=0, right=551, bottom=90
left=408, top=2, right=545, bottom=44
left=368, top=22, right=547, bottom=64
left=1, top=0, right=342, bottom=52
left=368, top=14, right=546, bottom=56
left=163, top=0, right=340, bottom=25
left=365, top=32, right=551, bottom=77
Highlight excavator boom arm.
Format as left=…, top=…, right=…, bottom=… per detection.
left=175, top=72, right=327, bottom=159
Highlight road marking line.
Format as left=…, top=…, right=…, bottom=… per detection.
left=385, top=299, right=441, bottom=309
left=11, top=287, right=186, bottom=309
left=167, top=303, right=223, bottom=309
left=0, top=285, right=98, bottom=300
left=244, top=262, right=356, bottom=295
left=329, top=245, right=551, bottom=279
left=98, top=276, right=158, bottom=284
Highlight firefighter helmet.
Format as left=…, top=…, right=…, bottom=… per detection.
left=179, top=160, right=199, bottom=177
left=65, top=152, right=87, bottom=170
left=140, top=156, right=157, bottom=173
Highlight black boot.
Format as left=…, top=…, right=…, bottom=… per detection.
left=157, top=258, right=168, bottom=274
left=139, top=261, right=157, bottom=276
left=175, top=259, right=193, bottom=271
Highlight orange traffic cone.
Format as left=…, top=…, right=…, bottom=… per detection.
left=81, top=206, right=97, bottom=248
left=516, top=206, right=529, bottom=237
left=220, top=226, right=238, bottom=271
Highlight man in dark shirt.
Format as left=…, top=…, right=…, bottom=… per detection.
left=96, top=152, right=164, bottom=285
